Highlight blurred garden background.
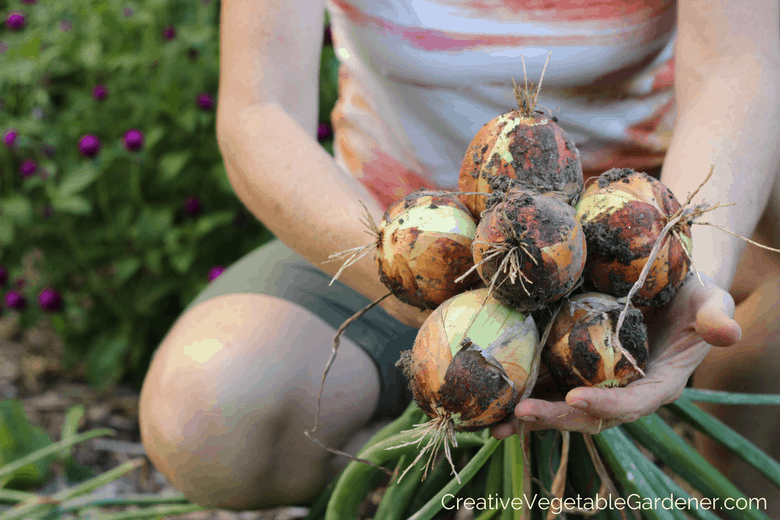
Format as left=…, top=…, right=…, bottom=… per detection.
left=0, top=0, right=338, bottom=516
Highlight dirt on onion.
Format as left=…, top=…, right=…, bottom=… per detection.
left=542, top=292, right=649, bottom=394
left=395, top=288, right=537, bottom=480
left=575, top=168, right=693, bottom=307
left=471, top=190, right=586, bottom=312
left=458, top=64, right=583, bottom=217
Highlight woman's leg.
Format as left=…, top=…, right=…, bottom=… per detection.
left=138, top=240, right=417, bottom=510
left=139, top=293, right=380, bottom=510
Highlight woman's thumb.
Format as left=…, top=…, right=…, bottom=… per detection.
left=695, top=286, right=741, bottom=347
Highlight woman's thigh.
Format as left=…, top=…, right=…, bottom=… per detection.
left=184, top=239, right=416, bottom=419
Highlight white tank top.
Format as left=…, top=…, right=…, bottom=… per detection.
left=326, top=0, right=677, bottom=208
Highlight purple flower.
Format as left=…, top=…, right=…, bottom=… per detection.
left=6, top=12, right=25, bottom=31
left=78, top=134, right=101, bottom=157
left=317, top=122, right=332, bottom=140
left=183, top=196, right=202, bottom=215
left=3, top=129, right=17, bottom=148
left=208, top=266, right=225, bottom=281
left=4, top=291, right=26, bottom=310
left=124, top=129, right=145, bottom=151
left=188, top=48, right=198, bottom=60
left=123, top=7, right=133, bottom=17
left=196, top=93, right=214, bottom=111
left=92, top=85, right=108, bottom=100
left=42, top=205, right=54, bottom=218
left=38, top=288, right=62, bottom=312
left=21, top=0, right=37, bottom=4
left=20, top=159, right=37, bottom=178
left=59, top=20, right=72, bottom=32
left=162, top=25, right=176, bottom=40
left=0, top=266, right=6, bottom=286
left=14, top=278, right=25, bottom=288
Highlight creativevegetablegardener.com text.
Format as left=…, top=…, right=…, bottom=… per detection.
left=441, top=494, right=767, bottom=515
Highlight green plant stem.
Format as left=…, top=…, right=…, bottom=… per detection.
left=682, top=389, right=780, bottom=405
left=622, top=414, right=770, bottom=520
left=58, top=405, right=85, bottom=461
left=0, top=490, right=37, bottom=504
left=0, top=458, right=143, bottom=520
left=666, top=397, right=780, bottom=489
left=52, top=493, right=189, bottom=513
left=502, top=435, right=523, bottom=520
left=593, top=427, right=678, bottom=520
left=475, top=508, right=501, bottom=520
left=407, top=438, right=502, bottom=520
left=70, top=503, right=203, bottom=520
left=324, top=430, right=484, bottom=520
left=0, top=428, right=114, bottom=488
left=482, top=441, right=503, bottom=503
left=374, top=455, right=424, bottom=520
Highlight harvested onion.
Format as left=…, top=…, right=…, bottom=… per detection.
left=574, top=168, right=693, bottom=307
left=395, top=288, right=537, bottom=481
left=377, top=190, right=479, bottom=310
left=458, top=80, right=583, bottom=217
left=399, top=288, right=538, bottom=431
left=542, top=293, right=649, bottom=393
left=472, top=190, right=586, bottom=312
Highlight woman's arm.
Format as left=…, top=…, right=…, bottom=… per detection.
left=216, top=0, right=430, bottom=327
left=662, top=0, right=780, bottom=288
left=494, top=0, right=780, bottom=435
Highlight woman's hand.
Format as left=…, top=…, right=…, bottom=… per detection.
left=491, top=274, right=742, bottom=437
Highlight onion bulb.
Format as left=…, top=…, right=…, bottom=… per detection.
left=377, top=190, right=480, bottom=310
left=399, top=288, right=538, bottom=431
left=458, top=106, right=583, bottom=218
left=542, top=293, right=649, bottom=393
left=472, top=190, right=586, bottom=312
left=574, top=168, right=693, bottom=307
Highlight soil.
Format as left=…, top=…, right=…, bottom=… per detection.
left=0, top=314, right=306, bottom=520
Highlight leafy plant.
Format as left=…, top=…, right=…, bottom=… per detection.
left=1, top=0, right=339, bottom=388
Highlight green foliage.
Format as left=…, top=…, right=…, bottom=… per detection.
left=0, top=0, right=338, bottom=389
left=0, top=401, right=53, bottom=489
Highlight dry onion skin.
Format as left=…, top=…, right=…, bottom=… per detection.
left=472, top=190, right=586, bottom=312
left=377, top=190, right=480, bottom=310
left=574, top=168, right=693, bottom=307
left=398, top=288, right=538, bottom=431
left=458, top=110, right=583, bottom=218
left=542, top=293, right=649, bottom=394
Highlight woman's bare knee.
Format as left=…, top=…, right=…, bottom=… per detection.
left=139, top=293, right=381, bottom=509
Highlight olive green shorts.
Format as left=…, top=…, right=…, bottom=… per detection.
left=184, top=239, right=415, bottom=420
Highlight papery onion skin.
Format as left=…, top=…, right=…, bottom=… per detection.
left=542, top=293, right=649, bottom=394
left=398, top=288, right=538, bottom=431
left=575, top=168, right=693, bottom=307
left=459, top=112, right=583, bottom=218
left=472, top=190, right=586, bottom=312
left=377, top=190, right=479, bottom=310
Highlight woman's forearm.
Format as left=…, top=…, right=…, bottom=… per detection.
left=661, top=54, right=780, bottom=290
left=219, top=103, right=387, bottom=296
left=217, top=102, right=429, bottom=326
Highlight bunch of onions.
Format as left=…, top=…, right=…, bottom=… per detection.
left=542, top=293, right=649, bottom=393
left=574, top=168, right=693, bottom=307
left=458, top=76, right=583, bottom=218
left=471, top=190, right=586, bottom=312
left=376, top=190, right=481, bottom=309
left=397, top=288, right=538, bottom=479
